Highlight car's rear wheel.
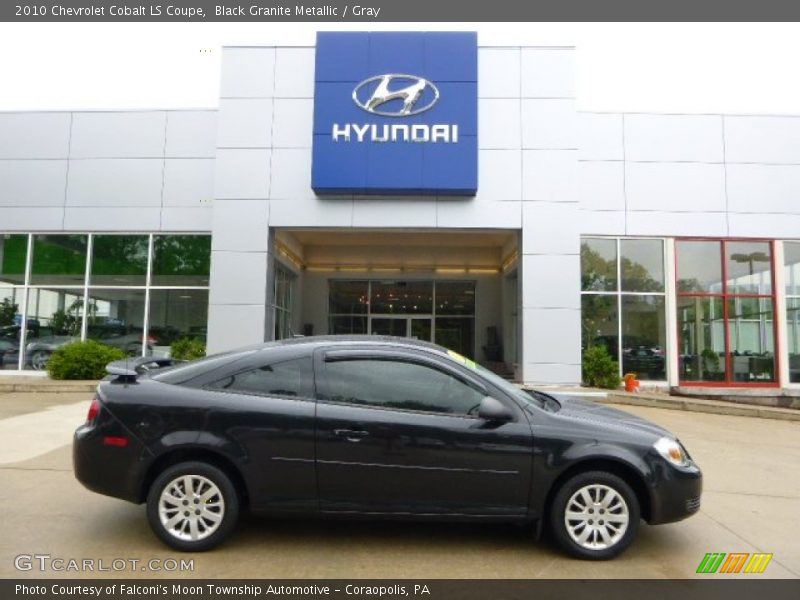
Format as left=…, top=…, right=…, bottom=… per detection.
left=146, top=461, right=239, bottom=552
left=550, top=470, right=640, bottom=560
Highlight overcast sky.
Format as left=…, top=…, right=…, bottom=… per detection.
left=1, top=22, right=799, bottom=114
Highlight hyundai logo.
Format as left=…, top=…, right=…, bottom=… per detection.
left=352, top=74, right=440, bottom=117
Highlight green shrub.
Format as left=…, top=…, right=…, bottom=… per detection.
left=170, top=337, right=206, bottom=361
left=47, top=340, right=126, bottom=380
left=582, top=345, right=622, bottom=389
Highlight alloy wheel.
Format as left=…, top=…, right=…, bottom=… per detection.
left=564, top=484, right=630, bottom=550
left=30, top=351, right=50, bottom=371
left=158, top=474, right=225, bottom=542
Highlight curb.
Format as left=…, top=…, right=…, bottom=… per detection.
left=0, top=381, right=98, bottom=393
left=601, top=391, right=800, bottom=422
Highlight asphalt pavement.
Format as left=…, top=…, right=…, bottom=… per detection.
left=1, top=391, right=798, bottom=579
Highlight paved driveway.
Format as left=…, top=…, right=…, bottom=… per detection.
left=1, top=392, right=798, bottom=579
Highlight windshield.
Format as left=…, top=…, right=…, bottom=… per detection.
left=443, top=349, right=551, bottom=410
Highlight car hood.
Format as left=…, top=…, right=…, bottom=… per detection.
left=551, top=395, right=671, bottom=440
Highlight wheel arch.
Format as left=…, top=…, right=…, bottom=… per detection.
left=543, top=457, right=652, bottom=523
left=140, top=447, right=250, bottom=510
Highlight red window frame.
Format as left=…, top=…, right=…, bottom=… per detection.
left=675, top=238, right=779, bottom=388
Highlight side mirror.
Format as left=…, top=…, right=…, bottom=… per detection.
left=478, top=396, right=514, bottom=422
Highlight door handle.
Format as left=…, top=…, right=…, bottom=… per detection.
left=334, top=428, right=370, bottom=442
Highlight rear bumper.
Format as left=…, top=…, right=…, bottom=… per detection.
left=647, top=462, right=703, bottom=524
left=73, top=416, right=150, bottom=504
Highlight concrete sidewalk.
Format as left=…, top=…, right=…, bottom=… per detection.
left=540, top=386, right=800, bottom=422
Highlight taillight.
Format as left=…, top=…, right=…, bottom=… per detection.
left=86, top=397, right=100, bottom=423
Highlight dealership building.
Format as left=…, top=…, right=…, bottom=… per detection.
left=1, top=31, right=800, bottom=390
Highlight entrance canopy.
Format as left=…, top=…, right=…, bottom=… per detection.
left=272, top=228, right=520, bottom=375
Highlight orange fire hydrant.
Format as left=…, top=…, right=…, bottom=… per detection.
left=623, top=373, right=640, bottom=393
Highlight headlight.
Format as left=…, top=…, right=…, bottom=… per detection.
left=654, top=437, right=690, bottom=467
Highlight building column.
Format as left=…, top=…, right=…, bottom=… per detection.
left=206, top=47, right=276, bottom=354
left=520, top=202, right=582, bottom=385
left=206, top=208, right=274, bottom=354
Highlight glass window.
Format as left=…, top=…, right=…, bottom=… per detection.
left=581, top=295, right=619, bottom=354
left=0, top=287, right=22, bottom=328
left=581, top=238, right=667, bottom=381
left=273, top=265, right=294, bottom=340
left=434, top=317, right=474, bottom=359
left=621, top=296, right=666, bottom=380
left=148, top=289, right=209, bottom=354
left=676, top=239, right=776, bottom=385
left=322, top=359, right=486, bottom=416
left=726, top=242, right=772, bottom=295
left=30, top=235, right=88, bottom=286
left=785, top=242, right=800, bottom=297
left=209, top=357, right=314, bottom=399
left=0, top=287, right=24, bottom=370
left=370, top=280, right=433, bottom=314
left=329, top=281, right=368, bottom=314
left=728, top=297, right=775, bottom=383
left=787, top=298, right=800, bottom=383
left=677, top=296, right=726, bottom=382
left=435, top=281, right=475, bottom=315
left=0, top=234, right=28, bottom=285
left=621, top=239, right=664, bottom=292
left=22, top=288, right=83, bottom=370
left=581, top=238, right=617, bottom=292
left=90, top=235, right=149, bottom=286
left=329, top=316, right=367, bottom=335
left=1, top=233, right=211, bottom=370
left=151, top=235, right=211, bottom=286
left=86, top=289, right=147, bottom=356
left=676, top=241, right=722, bottom=293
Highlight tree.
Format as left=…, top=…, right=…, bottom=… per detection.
left=0, top=298, right=18, bottom=327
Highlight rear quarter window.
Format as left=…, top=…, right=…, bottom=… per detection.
left=207, top=357, right=314, bottom=399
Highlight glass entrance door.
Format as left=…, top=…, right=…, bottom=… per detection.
left=370, top=316, right=432, bottom=341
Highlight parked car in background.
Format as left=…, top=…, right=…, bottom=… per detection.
left=88, top=324, right=154, bottom=356
left=74, top=336, right=702, bottom=559
left=590, top=335, right=666, bottom=380
left=0, top=324, right=76, bottom=370
left=0, top=323, right=153, bottom=370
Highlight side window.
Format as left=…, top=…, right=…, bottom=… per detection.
left=209, top=357, right=314, bottom=399
left=322, top=358, right=486, bottom=416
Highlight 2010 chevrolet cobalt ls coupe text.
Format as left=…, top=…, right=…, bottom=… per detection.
left=74, top=336, right=702, bottom=559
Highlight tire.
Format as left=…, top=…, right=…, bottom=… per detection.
left=146, top=461, right=239, bottom=552
left=30, top=350, right=51, bottom=371
left=549, top=470, right=640, bottom=560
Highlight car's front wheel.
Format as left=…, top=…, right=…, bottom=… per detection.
left=29, top=350, right=51, bottom=371
left=550, top=470, right=640, bottom=560
left=146, top=461, right=239, bottom=552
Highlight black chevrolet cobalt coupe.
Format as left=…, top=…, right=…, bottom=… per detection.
left=74, top=336, right=702, bottom=559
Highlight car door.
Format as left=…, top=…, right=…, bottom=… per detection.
left=314, top=347, right=534, bottom=517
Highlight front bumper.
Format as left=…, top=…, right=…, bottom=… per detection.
left=647, top=460, right=703, bottom=524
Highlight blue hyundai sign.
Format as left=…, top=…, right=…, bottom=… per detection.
left=311, top=32, right=478, bottom=196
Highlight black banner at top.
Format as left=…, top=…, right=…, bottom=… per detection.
left=3, top=0, right=800, bottom=22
